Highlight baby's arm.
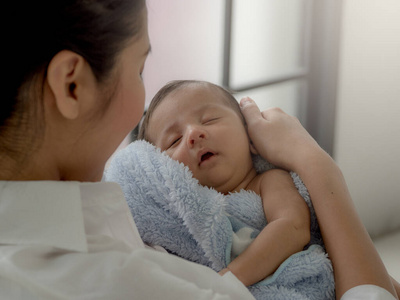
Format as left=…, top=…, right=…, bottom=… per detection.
left=220, top=168, right=310, bottom=286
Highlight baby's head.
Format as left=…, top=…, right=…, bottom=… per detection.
left=139, top=80, right=256, bottom=194
left=139, top=80, right=245, bottom=139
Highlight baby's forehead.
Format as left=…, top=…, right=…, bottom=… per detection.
left=159, top=83, right=244, bottom=124
left=180, top=83, right=244, bottom=120
left=168, top=83, right=233, bottom=107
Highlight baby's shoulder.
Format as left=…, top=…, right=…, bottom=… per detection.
left=245, top=170, right=277, bottom=195
left=249, top=168, right=294, bottom=195
left=256, top=168, right=291, bottom=183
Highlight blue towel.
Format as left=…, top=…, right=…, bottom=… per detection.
left=105, top=140, right=335, bottom=300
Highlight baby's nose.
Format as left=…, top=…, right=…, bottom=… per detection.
left=187, top=126, right=206, bottom=147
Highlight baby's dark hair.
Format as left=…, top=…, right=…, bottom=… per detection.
left=138, top=80, right=245, bottom=141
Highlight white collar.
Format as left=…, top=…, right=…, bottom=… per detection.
left=0, top=181, right=88, bottom=252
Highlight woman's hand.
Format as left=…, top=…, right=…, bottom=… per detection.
left=240, top=97, right=398, bottom=299
left=240, top=97, right=322, bottom=172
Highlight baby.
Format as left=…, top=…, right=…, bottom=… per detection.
left=138, top=80, right=311, bottom=287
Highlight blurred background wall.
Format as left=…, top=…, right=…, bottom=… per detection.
left=144, top=0, right=309, bottom=120
left=334, top=0, right=400, bottom=238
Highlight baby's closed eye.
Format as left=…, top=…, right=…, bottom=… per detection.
left=168, top=136, right=182, bottom=148
left=202, top=117, right=220, bottom=125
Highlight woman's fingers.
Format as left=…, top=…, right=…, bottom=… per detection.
left=240, top=97, right=284, bottom=127
left=240, top=97, right=264, bottom=126
left=239, top=97, right=277, bottom=164
left=239, top=97, right=320, bottom=171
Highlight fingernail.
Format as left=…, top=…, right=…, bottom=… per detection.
left=240, top=97, right=252, bottom=108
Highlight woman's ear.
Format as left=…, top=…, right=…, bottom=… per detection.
left=47, top=50, right=89, bottom=120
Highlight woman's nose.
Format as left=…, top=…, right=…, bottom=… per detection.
left=186, top=126, right=206, bottom=147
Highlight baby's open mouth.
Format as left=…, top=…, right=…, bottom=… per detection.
left=200, top=152, right=215, bottom=164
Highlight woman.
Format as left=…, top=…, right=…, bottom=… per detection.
left=0, top=1, right=251, bottom=299
left=0, top=0, right=397, bottom=299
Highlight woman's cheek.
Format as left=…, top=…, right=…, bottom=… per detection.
left=125, top=81, right=145, bottom=129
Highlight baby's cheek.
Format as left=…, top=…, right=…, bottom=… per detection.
left=181, top=158, right=198, bottom=177
left=170, top=150, right=190, bottom=168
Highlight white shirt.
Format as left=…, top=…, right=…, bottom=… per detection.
left=0, top=181, right=396, bottom=300
left=341, top=285, right=396, bottom=300
left=0, top=181, right=254, bottom=300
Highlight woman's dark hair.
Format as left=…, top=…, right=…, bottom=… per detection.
left=2, top=0, right=145, bottom=160
left=138, top=80, right=245, bottom=141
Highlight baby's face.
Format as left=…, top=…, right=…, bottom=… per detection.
left=146, top=84, right=255, bottom=194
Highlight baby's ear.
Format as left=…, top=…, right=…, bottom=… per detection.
left=249, top=140, right=258, bottom=155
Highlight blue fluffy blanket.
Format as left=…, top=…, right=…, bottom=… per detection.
left=105, top=140, right=335, bottom=299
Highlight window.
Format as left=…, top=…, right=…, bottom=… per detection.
left=223, top=0, right=342, bottom=155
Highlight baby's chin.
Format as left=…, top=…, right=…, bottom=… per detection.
left=199, top=178, right=237, bottom=195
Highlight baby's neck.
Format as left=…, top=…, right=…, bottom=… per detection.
left=222, top=167, right=259, bottom=195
